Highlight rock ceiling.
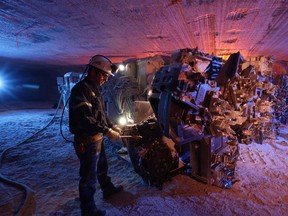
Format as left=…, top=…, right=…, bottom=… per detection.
left=0, top=0, right=287, bottom=65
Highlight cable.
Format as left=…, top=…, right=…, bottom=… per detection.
left=60, top=96, right=73, bottom=143
left=0, top=173, right=34, bottom=216
left=59, top=67, right=87, bottom=143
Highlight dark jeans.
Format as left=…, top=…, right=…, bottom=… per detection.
left=74, top=139, right=113, bottom=215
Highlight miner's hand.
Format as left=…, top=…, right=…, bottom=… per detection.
left=106, top=128, right=121, bottom=141
left=112, top=125, right=122, bottom=134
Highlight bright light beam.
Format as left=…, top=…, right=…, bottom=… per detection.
left=118, top=64, right=125, bottom=71
left=118, top=116, right=127, bottom=125
left=0, top=78, right=3, bottom=89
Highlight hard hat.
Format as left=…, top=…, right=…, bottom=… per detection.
left=88, top=55, right=118, bottom=76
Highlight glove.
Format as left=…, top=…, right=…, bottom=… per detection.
left=112, top=125, right=122, bottom=134
left=106, top=128, right=121, bottom=141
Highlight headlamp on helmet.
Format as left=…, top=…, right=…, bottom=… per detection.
left=88, top=55, right=119, bottom=76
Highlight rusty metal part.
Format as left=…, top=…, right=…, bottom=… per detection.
left=120, top=135, right=142, bottom=139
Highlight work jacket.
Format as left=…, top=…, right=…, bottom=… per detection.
left=69, top=77, right=113, bottom=137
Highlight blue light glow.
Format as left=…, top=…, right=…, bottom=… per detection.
left=21, top=84, right=40, bottom=89
left=0, top=71, right=15, bottom=99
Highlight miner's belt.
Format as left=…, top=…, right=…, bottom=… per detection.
left=75, top=133, right=103, bottom=145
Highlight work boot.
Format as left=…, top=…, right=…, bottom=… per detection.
left=95, top=209, right=106, bottom=216
left=103, top=185, right=123, bottom=199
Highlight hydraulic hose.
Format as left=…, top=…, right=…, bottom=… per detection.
left=59, top=68, right=87, bottom=143
left=59, top=96, right=73, bottom=143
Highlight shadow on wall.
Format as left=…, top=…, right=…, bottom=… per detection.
left=0, top=58, right=84, bottom=105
